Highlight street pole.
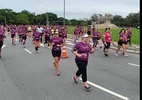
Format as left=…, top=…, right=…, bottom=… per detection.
left=63, top=0, right=65, bottom=26
left=39, top=1, right=49, bottom=26
left=4, top=16, right=6, bottom=26
left=2, top=13, right=6, bottom=26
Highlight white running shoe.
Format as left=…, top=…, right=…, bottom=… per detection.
left=115, top=53, right=118, bottom=56
left=124, top=54, right=128, bottom=57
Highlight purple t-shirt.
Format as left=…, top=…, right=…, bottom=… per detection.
left=0, top=28, right=5, bottom=34
left=11, top=29, right=17, bottom=34
left=44, top=29, right=51, bottom=36
left=120, top=33, right=128, bottom=42
left=0, top=33, right=4, bottom=41
left=127, top=31, right=132, bottom=38
left=74, top=28, right=79, bottom=35
left=87, top=26, right=91, bottom=31
left=33, top=32, right=40, bottom=40
left=74, top=42, right=91, bottom=61
left=50, top=37, right=63, bottom=51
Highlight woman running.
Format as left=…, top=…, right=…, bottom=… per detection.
left=44, top=27, right=51, bottom=48
left=32, top=28, right=41, bottom=54
left=102, top=28, right=114, bottom=56
left=50, top=32, right=64, bottom=76
left=10, top=26, right=17, bottom=45
left=72, top=33, right=95, bottom=91
left=115, top=28, right=125, bottom=56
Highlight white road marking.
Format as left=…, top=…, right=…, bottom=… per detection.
left=2, top=45, right=6, bottom=49
left=24, top=49, right=32, bottom=54
left=79, top=78, right=129, bottom=100
left=128, top=63, right=140, bottom=67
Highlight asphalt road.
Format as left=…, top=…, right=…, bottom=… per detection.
left=0, top=34, right=140, bottom=100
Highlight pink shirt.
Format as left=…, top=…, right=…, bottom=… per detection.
left=104, top=32, right=112, bottom=43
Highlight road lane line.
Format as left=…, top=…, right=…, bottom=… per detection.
left=2, top=45, right=6, bottom=49
left=79, top=79, right=129, bottom=100
left=128, top=63, right=139, bottom=67
left=24, top=49, right=32, bottom=54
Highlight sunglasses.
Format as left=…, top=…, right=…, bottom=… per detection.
left=54, top=34, right=58, bottom=35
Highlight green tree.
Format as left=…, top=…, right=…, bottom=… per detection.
left=125, top=12, right=140, bottom=27
left=70, top=19, right=78, bottom=26
left=15, top=14, right=29, bottom=24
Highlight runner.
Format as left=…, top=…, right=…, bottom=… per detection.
left=17, top=27, right=23, bottom=43
left=102, top=28, right=115, bottom=56
left=0, top=25, right=6, bottom=58
left=37, top=25, right=44, bottom=44
left=27, top=25, right=32, bottom=37
left=10, top=26, right=17, bottom=46
left=73, top=26, right=79, bottom=43
left=50, top=32, right=64, bottom=76
left=72, top=33, right=95, bottom=91
left=32, top=28, right=41, bottom=54
left=61, top=27, right=67, bottom=43
left=92, top=28, right=102, bottom=49
left=21, top=27, right=28, bottom=48
left=44, top=26, right=51, bottom=48
left=126, top=27, right=132, bottom=46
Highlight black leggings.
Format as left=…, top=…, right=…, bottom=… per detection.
left=75, top=59, right=88, bottom=82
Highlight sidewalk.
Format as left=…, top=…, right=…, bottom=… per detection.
left=67, top=35, right=140, bottom=54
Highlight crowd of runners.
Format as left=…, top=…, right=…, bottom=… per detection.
left=0, top=24, right=132, bottom=90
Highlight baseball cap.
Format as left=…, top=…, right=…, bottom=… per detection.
left=82, top=33, right=89, bottom=38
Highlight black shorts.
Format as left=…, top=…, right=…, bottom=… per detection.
left=122, top=41, right=127, bottom=45
left=40, top=33, right=44, bottom=36
left=104, top=42, right=111, bottom=49
left=52, top=49, right=61, bottom=57
left=19, top=34, right=22, bottom=38
left=118, top=40, right=122, bottom=45
left=7, top=29, right=10, bottom=32
left=45, top=36, right=50, bottom=41
left=22, top=35, right=27, bottom=40
left=11, top=34, right=16, bottom=38
left=87, top=31, right=91, bottom=35
left=97, top=37, right=101, bottom=40
left=0, top=40, right=3, bottom=48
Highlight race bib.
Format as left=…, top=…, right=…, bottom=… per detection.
left=81, top=53, right=87, bottom=58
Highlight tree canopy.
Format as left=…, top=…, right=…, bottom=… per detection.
left=0, top=9, right=139, bottom=27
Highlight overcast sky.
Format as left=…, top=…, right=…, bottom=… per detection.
left=0, top=0, right=139, bottom=20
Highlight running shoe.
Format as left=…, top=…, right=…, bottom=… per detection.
left=84, top=86, right=91, bottom=91
left=72, top=76, right=78, bottom=83
left=115, top=53, right=118, bottom=56
left=124, top=54, right=128, bottom=57
left=56, top=71, right=60, bottom=76
left=52, top=61, right=56, bottom=67
left=104, top=53, right=109, bottom=57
